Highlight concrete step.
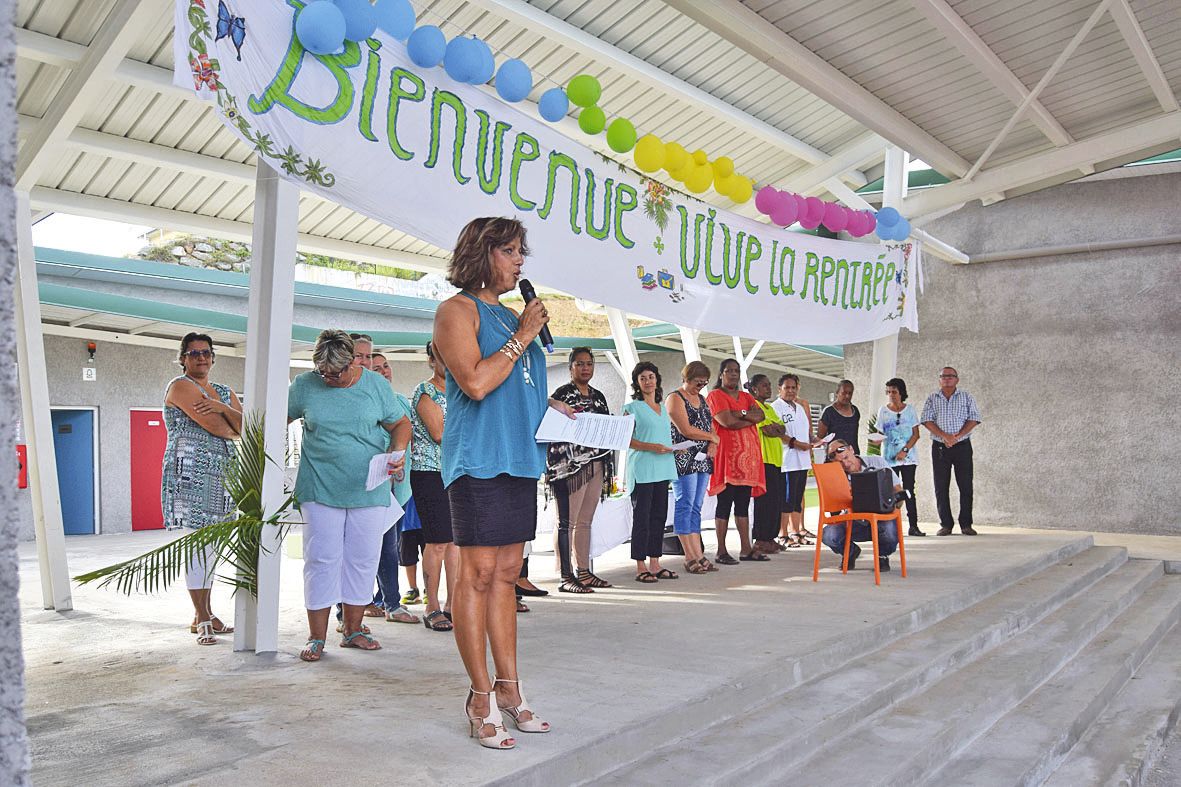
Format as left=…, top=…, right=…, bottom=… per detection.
left=779, top=558, right=1163, bottom=787
left=588, top=545, right=1127, bottom=786
left=922, top=567, right=1181, bottom=787
left=1044, top=587, right=1181, bottom=787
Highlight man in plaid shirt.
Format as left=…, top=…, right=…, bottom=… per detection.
left=921, top=367, right=981, bottom=536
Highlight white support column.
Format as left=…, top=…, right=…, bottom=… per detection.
left=234, top=162, right=298, bottom=654
left=14, top=192, right=72, bottom=611
left=677, top=325, right=701, bottom=363
left=867, top=147, right=908, bottom=419
left=605, top=307, right=638, bottom=375
left=732, top=336, right=765, bottom=383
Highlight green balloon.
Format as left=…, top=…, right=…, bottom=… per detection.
left=567, top=74, right=602, bottom=108
left=606, top=118, right=637, bottom=153
left=578, top=105, right=606, bottom=135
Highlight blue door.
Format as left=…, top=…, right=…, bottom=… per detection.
left=51, top=410, right=95, bottom=535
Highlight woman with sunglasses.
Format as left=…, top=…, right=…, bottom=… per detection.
left=880, top=377, right=924, bottom=537
left=666, top=360, right=719, bottom=573
left=162, top=332, right=242, bottom=645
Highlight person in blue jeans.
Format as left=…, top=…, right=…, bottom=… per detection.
left=665, top=360, right=720, bottom=574
left=821, top=439, right=902, bottom=572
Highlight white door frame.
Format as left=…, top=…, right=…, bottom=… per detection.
left=49, top=405, right=102, bottom=535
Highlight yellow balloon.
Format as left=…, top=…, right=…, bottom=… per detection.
left=686, top=163, right=713, bottom=193
left=713, top=173, right=735, bottom=196
left=712, top=156, right=734, bottom=179
left=664, top=142, right=688, bottom=173
left=692, top=149, right=709, bottom=167
left=633, top=134, right=665, bottom=173
left=729, top=175, right=753, bottom=204
left=669, top=160, right=692, bottom=182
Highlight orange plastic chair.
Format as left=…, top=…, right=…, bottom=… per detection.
left=811, top=462, right=907, bottom=586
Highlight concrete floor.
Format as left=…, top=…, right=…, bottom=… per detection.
left=19, top=522, right=1181, bottom=786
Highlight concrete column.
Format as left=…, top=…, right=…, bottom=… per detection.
left=605, top=307, right=638, bottom=375
left=234, top=161, right=298, bottom=654
left=14, top=192, right=72, bottom=612
left=677, top=325, right=701, bottom=362
left=867, top=146, right=909, bottom=417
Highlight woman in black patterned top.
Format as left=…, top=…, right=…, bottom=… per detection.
left=545, top=347, right=616, bottom=593
left=667, top=360, right=720, bottom=574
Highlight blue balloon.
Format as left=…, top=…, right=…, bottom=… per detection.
left=893, top=218, right=911, bottom=240
left=334, top=0, right=376, bottom=41
left=444, top=36, right=480, bottom=83
left=373, top=0, right=415, bottom=41
left=876, top=206, right=901, bottom=227
left=495, top=59, right=533, bottom=103
left=406, top=25, right=446, bottom=68
left=538, top=88, right=569, bottom=122
left=468, top=38, right=495, bottom=84
left=296, top=1, right=346, bottom=56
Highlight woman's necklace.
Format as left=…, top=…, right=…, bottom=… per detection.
left=477, top=299, right=534, bottom=387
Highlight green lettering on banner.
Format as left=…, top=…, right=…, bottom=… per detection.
left=742, top=235, right=761, bottom=295
left=583, top=169, right=613, bottom=241
left=800, top=252, right=821, bottom=302
left=780, top=246, right=796, bottom=296
left=859, top=262, right=875, bottom=310
left=818, top=256, right=835, bottom=305
left=882, top=262, right=896, bottom=304
left=613, top=184, right=637, bottom=249
left=358, top=40, right=382, bottom=141
left=385, top=67, right=425, bottom=161
left=473, top=110, right=511, bottom=195
left=848, top=261, right=863, bottom=307
left=248, top=21, right=361, bottom=124
left=870, top=262, right=885, bottom=308
left=425, top=89, right=470, bottom=185
left=537, top=152, right=582, bottom=235
left=508, top=132, right=540, bottom=211
left=834, top=258, right=851, bottom=308
left=767, top=240, right=780, bottom=295
left=704, top=214, right=723, bottom=285
left=722, top=229, right=744, bottom=289
left=676, top=206, right=707, bottom=277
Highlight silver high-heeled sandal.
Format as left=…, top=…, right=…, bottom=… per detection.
left=466, top=687, right=515, bottom=749
left=494, top=678, right=551, bottom=733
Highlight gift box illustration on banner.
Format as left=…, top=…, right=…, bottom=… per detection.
left=657, top=269, right=675, bottom=290
left=636, top=265, right=658, bottom=290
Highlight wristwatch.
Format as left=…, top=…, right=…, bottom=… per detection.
left=739, top=409, right=748, bottom=417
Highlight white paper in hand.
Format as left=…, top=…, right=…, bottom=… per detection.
left=670, top=440, right=697, bottom=451
left=366, top=450, right=406, bottom=491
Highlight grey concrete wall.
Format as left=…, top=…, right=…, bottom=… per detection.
left=845, top=169, right=1181, bottom=535
left=0, top=0, right=30, bottom=779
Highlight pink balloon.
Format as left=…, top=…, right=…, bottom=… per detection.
left=754, top=186, right=778, bottom=215
left=803, top=196, right=825, bottom=225
left=848, top=209, right=867, bottom=236
left=862, top=210, right=876, bottom=236
left=799, top=212, right=822, bottom=230
left=770, top=192, right=798, bottom=226
left=821, top=202, right=848, bottom=232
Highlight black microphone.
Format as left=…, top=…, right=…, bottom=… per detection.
left=518, top=278, right=554, bottom=353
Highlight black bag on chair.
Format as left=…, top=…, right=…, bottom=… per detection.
left=851, top=468, right=897, bottom=514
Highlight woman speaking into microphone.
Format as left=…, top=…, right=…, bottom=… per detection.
left=432, top=217, right=574, bottom=750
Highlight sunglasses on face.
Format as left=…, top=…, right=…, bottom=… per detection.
left=827, top=445, right=850, bottom=460
left=183, top=349, right=213, bottom=359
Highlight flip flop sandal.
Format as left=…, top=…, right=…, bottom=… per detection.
left=634, top=571, right=659, bottom=583
left=654, top=568, right=679, bottom=580
left=714, top=554, right=739, bottom=565
left=559, top=580, right=594, bottom=593
left=423, top=610, right=453, bottom=632
left=386, top=606, right=420, bottom=624
left=340, top=630, right=382, bottom=650
left=300, top=639, right=325, bottom=662
left=739, top=553, right=770, bottom=562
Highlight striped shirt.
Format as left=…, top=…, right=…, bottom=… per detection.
left=921, top=389, right=982, bottom=444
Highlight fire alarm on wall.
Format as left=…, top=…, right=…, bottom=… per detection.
left=87, top=341, right=96, bottom=363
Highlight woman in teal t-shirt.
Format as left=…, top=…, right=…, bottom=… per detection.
left=287, top=330, right=410, bottom=662
left=622, top=362, right=678, bottom=584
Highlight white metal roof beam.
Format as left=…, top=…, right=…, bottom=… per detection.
left=15, top=0, right=160, bottom=191
left=468, top=0, right=829, bottom=166
left=781, top=133, right=885, bottom=195
left=1109, top=0, right=1180, bottom=113
left=28, top=187, right=449, bottom=275
left=909, top=0, right=1072, bottom=146
left=16, top=27, right=191, bottom=99
left=663, top=0, right=971, bottom=178
left=824, top=179, right=969, bottom=264
left=904, top=111, right=1181, bottom=216
left=42, top=323, right=245, bottom=356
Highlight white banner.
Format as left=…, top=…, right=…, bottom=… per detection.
left=175, top=0, right=917, bottom=344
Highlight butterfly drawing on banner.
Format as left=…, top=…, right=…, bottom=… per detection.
left=215, top=0, right=246, bottom=61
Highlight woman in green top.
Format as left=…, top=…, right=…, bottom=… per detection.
left=747, top=374, right=787, bottom=558
left=287, top=330, right=411, bottom=662
left=622, top=362, right=678, bottom=583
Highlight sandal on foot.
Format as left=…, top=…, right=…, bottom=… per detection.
left=300, top=639, right=325, bottom=662
left=559, top=579, right=593, bottom=594
left=467, top=688, right=515, bottom=749
left=654, top=568, right=679, bottom=580
left=386, top=605, right=420, bottom=624
left=423, top=610, right=453, bottom=631
left=576, top=570, right=612, bottom=589
left=714, top=554, right=739, bottom=566
left=336, top=621, right=372, bottom=634
left=190, top=616, right=233, bottom=634
left=195, top=620, right=218, bottom=646
left=739, top=552, right=769, bottom=562
left=516, top=600, right=530, bottom=613
left=685, top=560, right=708, bottom=574
left=340, top=630, right=381, bottom=650
left=495, top=678, right=551, bottom=733
left=635, top=571, right=659, bottom=583
left=700, top=558, right=719, bottom=572
left=362, top=604, right=385, bottom=618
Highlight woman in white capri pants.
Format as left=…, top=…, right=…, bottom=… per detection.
left=288, top=329, right=411, bottom=662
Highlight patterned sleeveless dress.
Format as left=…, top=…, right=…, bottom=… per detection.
left=161, top=375, right=236, bottom=530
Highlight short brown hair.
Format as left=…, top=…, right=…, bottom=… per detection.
left=681, top=360, right=710, bottom=382
left=447, top=217, right=530, bottom=291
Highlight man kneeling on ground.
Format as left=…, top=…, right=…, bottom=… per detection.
left=823, top=439, right=903, bottom=572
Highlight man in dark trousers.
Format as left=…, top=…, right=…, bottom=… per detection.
left=921, top=367, right=982, bottom=536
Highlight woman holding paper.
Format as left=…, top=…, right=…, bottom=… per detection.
left=622, top=362, right=679, bottom=583
left=432, top=217, right=573, bottom=750
left=546, top=347, right=615, bottom=593
left=667, top=360, right=719, bottom=573
left=287, top=330, right=411, bottom=662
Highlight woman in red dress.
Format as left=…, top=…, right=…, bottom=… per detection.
left=706, top=359, right=767, bottom=564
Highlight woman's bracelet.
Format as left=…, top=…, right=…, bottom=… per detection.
left=499, top=343, right=521, bottom=362
left=505, top=336, right=525, bottom=355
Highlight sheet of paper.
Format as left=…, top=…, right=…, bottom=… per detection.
left=535, top=409, right=635, bottom=451
left=366, top=450, right=406, bottom=491
left=819, top=433, right=835, bottom=444
left=670, top=440, right=697, bottom=451
left=867, top=433, right=886, bottom=443
left=694, top=452, right=709, bottom=461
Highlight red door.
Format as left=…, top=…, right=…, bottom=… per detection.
left=130, top=409, right=168, bottom=531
